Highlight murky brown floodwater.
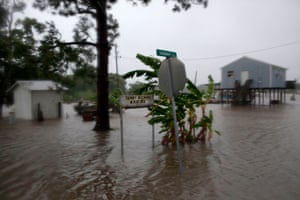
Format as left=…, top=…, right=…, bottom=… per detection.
left=1, top=95, right=300, bottom=200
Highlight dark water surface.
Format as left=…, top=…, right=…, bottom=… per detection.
left=1, top=96, right=300, bottom=200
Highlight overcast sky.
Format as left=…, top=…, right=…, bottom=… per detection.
left=25, top=0, right=300, bottom=85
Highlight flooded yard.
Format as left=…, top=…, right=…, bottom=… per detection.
left=1, top=95, right=300, bottom=199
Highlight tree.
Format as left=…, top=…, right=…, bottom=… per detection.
left=108, top=73, right=126, bottom=95
left=0, top=1, right=8, bottom=27
left=33, top=0, right=208, bottom=131
left=0, top=0, right=27, bottom=117
left=127, top=81, right=148, bottom=95
left=0, top=0, right=82, bottom=118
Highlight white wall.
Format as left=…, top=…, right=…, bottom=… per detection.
left=14, top=87, right=32, bottom=120
left=31, top=91, right=62, bottom=120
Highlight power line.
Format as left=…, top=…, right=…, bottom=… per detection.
left=118, top=40, right=300, bottom=61
left=184, top=40, right=300, bottom=61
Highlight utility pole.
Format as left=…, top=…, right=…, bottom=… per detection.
left=114, top=44, right=120, bottom=87
left=194, top=71, right=198, bottom=85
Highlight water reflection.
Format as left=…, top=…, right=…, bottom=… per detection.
left=1, top=96, right=300, bottom=199
left=0, top=113, right=118, bottom=199
left=129, top=144, right=219, bottom=199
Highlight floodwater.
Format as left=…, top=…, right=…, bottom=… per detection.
left=1, top=95, right=300, bottom=200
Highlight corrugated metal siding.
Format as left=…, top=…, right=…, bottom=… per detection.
left=271, top=65, right=286, bottom=88
left=221, top=57, right=286, bottom=89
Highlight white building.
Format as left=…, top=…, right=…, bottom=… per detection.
left=7, top=80, right=67, bottom=120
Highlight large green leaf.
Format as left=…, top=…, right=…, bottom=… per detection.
left=123, top=53, right=220, bottom=142
left=136, top=53, right=161, bottom=72
left=123, top=70, right=156, bottom=80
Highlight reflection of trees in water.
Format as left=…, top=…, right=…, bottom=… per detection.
left=64, top=132, right=122, bottom=200
left=0, top=118, right=118, bottom=199
left=124, top=143, right=219, bottom=199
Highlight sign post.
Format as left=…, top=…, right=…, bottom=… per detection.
left=157, top=49, right=186, bottom=174
left=120, top=95, right=154, bottom=155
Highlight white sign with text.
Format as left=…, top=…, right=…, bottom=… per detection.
left=120, top=95, right=154, bottom=108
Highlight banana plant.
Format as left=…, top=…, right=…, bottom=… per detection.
left=185, top=76, right=220, bottom=141
left=123, top=53, right=161, bottom=94
left=123, top=53, right=220, bottom=145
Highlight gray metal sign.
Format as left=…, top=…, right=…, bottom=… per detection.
left=158, top=57, right=186, bottom=98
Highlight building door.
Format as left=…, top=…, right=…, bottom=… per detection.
left=58, top=102, right=62, bottom=118
left=241, top=71, right=249, bottom=85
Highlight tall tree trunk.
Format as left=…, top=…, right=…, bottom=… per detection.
left=0, top=98, right=3, bottom=118
left=94, top=0, right=110, bottom=131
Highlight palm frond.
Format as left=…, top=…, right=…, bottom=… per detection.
left=123, top=70, right=156, bottom=79
left=136, top=53, right=161, bottom=71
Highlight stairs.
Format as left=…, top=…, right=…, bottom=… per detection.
left=233, top=79, right=253, bottom=104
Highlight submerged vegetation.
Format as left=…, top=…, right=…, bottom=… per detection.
left=124, top=54, right=220, bottom=144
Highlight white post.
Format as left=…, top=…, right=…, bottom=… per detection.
left=152, top=114, right=155, bottom=149
left=120, top=101, right=124, bottom=156
left=115, top=45, right=124, bottom=156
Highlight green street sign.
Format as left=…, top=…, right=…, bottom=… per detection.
left=156, top=49, right=177, bottom=58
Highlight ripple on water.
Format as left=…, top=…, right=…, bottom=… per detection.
left=1, top=102, right=300, bottom=199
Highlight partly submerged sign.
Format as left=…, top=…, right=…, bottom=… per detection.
left=119, top=94, right=155, bottom=156
left=120, top=95, right=154, bottom=108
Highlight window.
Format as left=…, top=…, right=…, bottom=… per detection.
left=227, top=70, right=234, bottom=77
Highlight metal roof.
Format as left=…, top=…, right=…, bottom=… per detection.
left=7, top=80, right=68, bottom=92
left=221, top=56, right=287, bottom=70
